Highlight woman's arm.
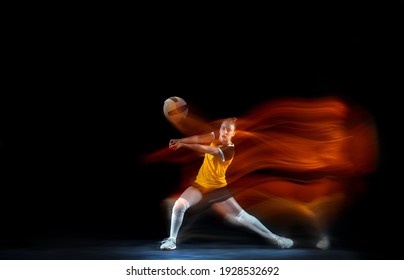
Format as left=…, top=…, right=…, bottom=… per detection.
left=169, top=132, right=214, bottom=146
left=175, top=143, right=219, bottom=155
left=168, top=132, right=219, bottom=155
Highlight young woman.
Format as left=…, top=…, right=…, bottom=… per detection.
left=160, top=117, right=294, bottom=250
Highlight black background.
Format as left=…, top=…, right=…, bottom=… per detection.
left=1, top=2, right=403, bottom=258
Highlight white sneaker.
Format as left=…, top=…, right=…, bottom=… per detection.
left=160, top=237, right=176, bottom=250
left=269, top=235, right=294, bottom=249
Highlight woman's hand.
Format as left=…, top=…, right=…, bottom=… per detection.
left=169, top=139, right=183, bottom=150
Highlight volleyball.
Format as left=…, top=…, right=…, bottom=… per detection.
left=163, top=96, right=188, bottom=123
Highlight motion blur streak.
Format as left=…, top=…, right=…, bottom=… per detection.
left=143, top=97, right=379, bottom=243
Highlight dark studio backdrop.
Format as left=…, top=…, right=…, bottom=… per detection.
left=1, top=1, right=403, bottom=259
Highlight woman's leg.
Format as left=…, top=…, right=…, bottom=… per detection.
left=160, top=186, right=202, bottom=250
left=212, top=197, right=294, bottom=248
left=169, top=186, right=203, bottom=239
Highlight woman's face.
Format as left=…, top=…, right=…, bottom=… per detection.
left=219, top=121, right=235, bottom=144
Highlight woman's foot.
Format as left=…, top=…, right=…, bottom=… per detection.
left=268, top=235, right=294, bottom=249
left=160, top=237, right=176, bottom=250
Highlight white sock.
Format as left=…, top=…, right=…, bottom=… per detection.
left=169, top=198, right=190, bottom=240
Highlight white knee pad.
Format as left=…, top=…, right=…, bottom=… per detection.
left=224, top=210, right=273, bottom=237
left=172, top=197, right=190, bottom=216
left=224, top=210, right=257, bottom=226
left=224, top=210, right=245, bottom=226
left=236, top=210, right=254, bottom=223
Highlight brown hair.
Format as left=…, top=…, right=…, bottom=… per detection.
left=223, top=117, right=237, bottom=129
